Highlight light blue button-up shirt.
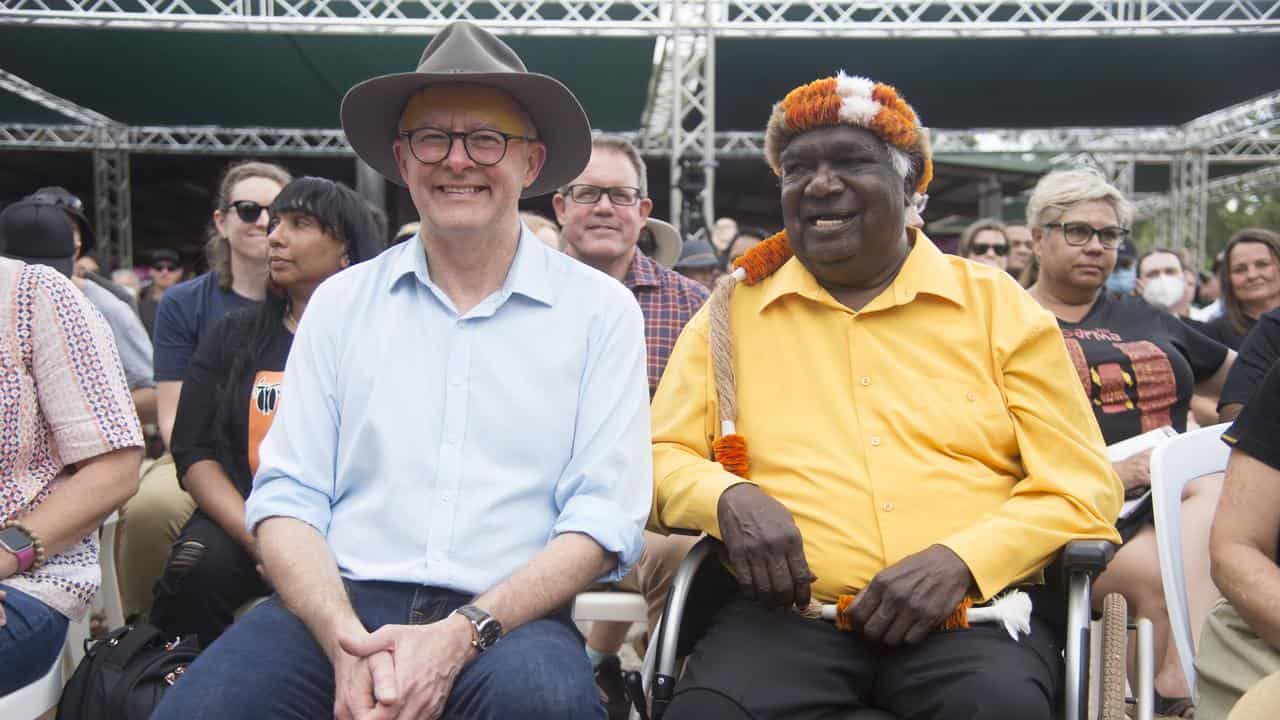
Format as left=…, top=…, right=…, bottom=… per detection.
left=245, top=228, right=652, bottom=592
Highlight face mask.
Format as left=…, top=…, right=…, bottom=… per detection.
left=1106, top=267, right=1136, bottom=294
left=1141, top=274, right=1186, bottom=309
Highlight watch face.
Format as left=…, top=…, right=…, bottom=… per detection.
left=476, top=618, right=502, bottom=648
left=0, top=526, right=33, bottom=553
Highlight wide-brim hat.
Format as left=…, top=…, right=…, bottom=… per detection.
left=341, top=21, right=591, bottom=199
left=645, top=218, right=683, bottom=268
left=0, top=199, right=76, bottom=277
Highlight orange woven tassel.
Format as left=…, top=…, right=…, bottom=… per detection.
left=713, top=434, right=750, bottom=479
left=732, top=231, right=793, bottom=284
left=827, top=593, right=973, bottom=632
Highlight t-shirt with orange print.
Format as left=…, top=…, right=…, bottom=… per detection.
left=1057, top=292, right=1227, bottom=445
left=171, top=307, right=292, bottom=498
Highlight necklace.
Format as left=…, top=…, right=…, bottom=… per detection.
left=283, top=311, right=300, bottom=333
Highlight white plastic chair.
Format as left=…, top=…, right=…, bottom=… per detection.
left=1150, top=421, right=1231, bottom=701
left=99, top=511, right=124, bottom=630
left=0, top=654, right=64, bottom=719
left=573, top=592, right=654, bottom=720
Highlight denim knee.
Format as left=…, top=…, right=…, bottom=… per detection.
left=0, top=584, right=69, bottom=695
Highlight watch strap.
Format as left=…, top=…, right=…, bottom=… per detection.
left=0, top=526, right=36, bottom=573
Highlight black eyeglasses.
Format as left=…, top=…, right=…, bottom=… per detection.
left=399, top=126, right=535, bottom=167
left=1044, top=221, right=1130, bottom=249
left=226, top=200, right=270, bottom=224
left=562, top=185, right=643, bottom=207
left=970, top=243, right=1009, bottom=257
left=152, top=262, right=180, bottom=272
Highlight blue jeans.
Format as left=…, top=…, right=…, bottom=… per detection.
left=152, top=580, right=604, bottom=719
left=0, top=584, right=69, bottom=696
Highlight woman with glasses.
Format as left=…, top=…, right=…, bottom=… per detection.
left=1203, top=229, right=1280, bottom=351
left=150, top=177, right=383, bottom=645
left=1026, top=168, right=1234, bottom=717
left=957, top=218, right=1010, bottom=271
left=117, top=161, right=292, bottom=625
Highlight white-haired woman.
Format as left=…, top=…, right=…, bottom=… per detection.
left=1025, top=168, right=1235, bottom=716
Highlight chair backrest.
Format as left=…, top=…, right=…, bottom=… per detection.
left=99, top=512, right=124, bottom=629
left=1149, top=422, right=1231, bottom=701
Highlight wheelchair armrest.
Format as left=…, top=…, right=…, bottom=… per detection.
left=1058, top=539, right=1116, bottom=579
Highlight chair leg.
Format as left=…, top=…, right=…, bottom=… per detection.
left=1132, top=618, right=1155, bottom=720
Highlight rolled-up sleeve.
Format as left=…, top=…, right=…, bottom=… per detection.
left=246, top=285, right=342, bottom=537
left=940, top=295, right=1123, bottom=600
left=552, top=293, right=652, bottom=583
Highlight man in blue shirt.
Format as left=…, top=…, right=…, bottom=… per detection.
left=153, top=21, right=651, bottom=720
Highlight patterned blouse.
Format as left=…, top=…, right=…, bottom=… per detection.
left=1, top=258, right=143, bottom=619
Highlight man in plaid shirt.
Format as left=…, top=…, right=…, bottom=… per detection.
left=555, top=133, right=709, bottom=718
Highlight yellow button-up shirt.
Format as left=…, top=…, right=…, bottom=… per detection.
left=650, top=232, right=1122, bottom=602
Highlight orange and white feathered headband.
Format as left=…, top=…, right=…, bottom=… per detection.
left=707, top=73, right=932, bottom=480
left=763, top=71, right=933, bottom=195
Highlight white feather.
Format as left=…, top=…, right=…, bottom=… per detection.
left=966, top=590, right=1033, bottom=641
left=834, top=71, right=875, bottom=99
left=838, top=96, right=881, bottom=127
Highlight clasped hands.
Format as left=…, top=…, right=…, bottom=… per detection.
left=332, top=612, right=477, bottom=720
left=717, top=483, right=974, bottom=646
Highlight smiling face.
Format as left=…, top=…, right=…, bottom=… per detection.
left=267, top=211, right=349, bottom=296
left=394, top=88, right=546, bottom=243
left=1031, top=199, right=1120, bottom=295
left=1227, top=241, right=1280, bottom=312
left=553, top=147, right=653, bottom=269
left=214, top=176, right=283, bottom=265
left=779, top=125, right=910, bottom=290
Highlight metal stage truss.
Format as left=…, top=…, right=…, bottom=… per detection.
left=2, top=1, right=1279, bottom=262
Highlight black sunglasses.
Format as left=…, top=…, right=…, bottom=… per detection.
left=971, top=243, right=1009, bottom=257
left=152, top=262, right=180, bottom=272
left=225, top=200, right=270, bottom=224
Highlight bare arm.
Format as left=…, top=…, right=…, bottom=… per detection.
left=131, top=386, right=157, bottom=426
left=256, top=516, right=361, bottom=658
left=1210, top=450, right=1280, bottom=648
left=185, top=460, right=255, bottom=557
left=1195, top=349, right=1236, bottom=398
left=157, top=380, right=182, bottom=449
left=1, top=447, right=142, bottom=580
left=472, top=531, right=613, bottom=631
left=1219, top=403, right=1244, bottom=424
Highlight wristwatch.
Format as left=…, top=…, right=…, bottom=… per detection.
left=0, top=525, right=36, bottom=573
left=451, top=605, right=503, bottom=652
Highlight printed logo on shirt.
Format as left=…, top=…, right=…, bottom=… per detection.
left=248, top=371, right=284, bottom=476
left=1064, top=338, right=1175, bottom=433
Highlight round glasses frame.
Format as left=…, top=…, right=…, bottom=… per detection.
left=399, top=126, right=536, bottom=167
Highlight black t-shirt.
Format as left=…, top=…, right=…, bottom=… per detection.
left=1220, top=308, right=1280, bottom=409
left=1204, top=312, right=1256, bottom=351
left=1057, top=293, right=1229, bottom=445
left=171, top=306, right=293, bottom=498
left=1224, top=360, right=1280, bottom=474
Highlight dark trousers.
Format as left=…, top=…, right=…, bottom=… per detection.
left=666, top=595, right=1063, bottom=720
left=149, top=510, right=270, bottom=647
left=151, top=579, right=603, bottom=720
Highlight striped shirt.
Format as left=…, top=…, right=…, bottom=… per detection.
left=1, top=258, right=143, bottom=619
left=623, top=251, right=710, bottom=396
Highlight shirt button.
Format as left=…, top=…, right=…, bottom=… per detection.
left=860, top=376, right=871, bottom=387
left=966, top=391, right=976, bottom=402
left=870, top=436, right=881, bottom=447
left=882, top=502, right=895, bottom=512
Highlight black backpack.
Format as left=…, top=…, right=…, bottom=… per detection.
left=56, top=623, right=200, bottom=720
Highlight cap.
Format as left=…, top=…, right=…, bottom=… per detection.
left=0, top=199, right=77, bottom=277
left=674, top=236, right=721, bottom=270
left=25, top=186, right=96, bottom=254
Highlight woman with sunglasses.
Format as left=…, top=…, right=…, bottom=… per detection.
left=1026, top=168, right=1235, bottom=717
left=151, top=178, right=383, bottom=645
left=117, top=161, right=292, bottom=624
left=957, top=218, right=1010, bottom=271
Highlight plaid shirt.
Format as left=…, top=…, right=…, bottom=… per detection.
left=623, top=251, right=711, bottom=396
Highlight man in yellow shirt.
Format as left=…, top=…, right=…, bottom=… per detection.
left=650, top=72, right=1123, bottom=720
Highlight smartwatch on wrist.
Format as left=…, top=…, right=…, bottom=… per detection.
left=0, top=525, right=37, bottom=573
left=451, top=605, right=503, bottom=652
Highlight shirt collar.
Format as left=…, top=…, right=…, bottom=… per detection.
left=623, top=250, right=662, bottom=291
left=758, top=228, right=965, bottom=314
left=387, top=225, right=555, bottom=308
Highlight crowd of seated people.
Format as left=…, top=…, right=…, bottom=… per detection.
left=4, top=20, right=1280, bottom=720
